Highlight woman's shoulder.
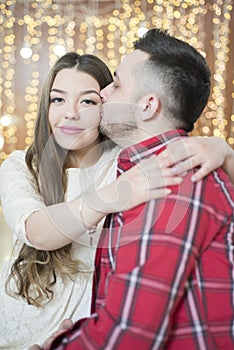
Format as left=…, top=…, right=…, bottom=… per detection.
left=0, top=150, right=27, bottom=173
left=4, top=149, right=26, bottom=161
left=1, top=150, right=27, bottom=167
left=0, top=150, right=29, bottom=189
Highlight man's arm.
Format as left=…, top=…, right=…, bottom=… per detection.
left=157, top=136, right=234, bottom=184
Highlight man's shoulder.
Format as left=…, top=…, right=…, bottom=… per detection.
left=206, top=166, right=233, bottom=186
left=200, top=167, right=234, bottom=219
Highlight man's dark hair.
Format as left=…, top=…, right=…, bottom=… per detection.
left=134, top=29, right=211, bottom=132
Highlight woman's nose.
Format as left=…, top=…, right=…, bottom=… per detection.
left=65, top=103, right=80, bottom=120
left=65, top=112, right=79, bottom=120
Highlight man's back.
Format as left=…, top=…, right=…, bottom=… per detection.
left=94, top=131, right=234, bottom=349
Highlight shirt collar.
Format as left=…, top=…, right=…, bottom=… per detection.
left=118, top=129, right=188, bottom=165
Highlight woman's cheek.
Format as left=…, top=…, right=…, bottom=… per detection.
left=48, top=108, right=58, bottom=127
left=80, top=106, right=101, bottom=127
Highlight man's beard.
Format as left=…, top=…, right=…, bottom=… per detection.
left=100, top=102, right=138, bottom=146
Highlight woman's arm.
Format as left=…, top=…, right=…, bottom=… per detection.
left=27, top=156, right=182, bottom=250
left=157, top=136, right=234, bottom=184
left=2, top=151, right=180, bottom=251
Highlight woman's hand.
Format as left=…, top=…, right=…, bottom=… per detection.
left=156, top=136, right=234, bottom=183
left=115, top=155, right=183, bottom=209
left=87, top=154, right=183, bottom=215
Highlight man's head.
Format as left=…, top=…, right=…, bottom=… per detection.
left=100, top=28, right=211, bottom=143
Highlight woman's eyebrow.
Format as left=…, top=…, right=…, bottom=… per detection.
left=80, top=90, right=101, bottom=97
left=50, top=88, right=65, bottom=94
left=50, top=89, right=100, bottom=97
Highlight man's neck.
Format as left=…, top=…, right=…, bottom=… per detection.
left=117, top=129, right=188, bottom=167
left=112, top=124, right=174, bottom=149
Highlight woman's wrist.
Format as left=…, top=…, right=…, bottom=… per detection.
left=85, top=181, right=119, bottom=216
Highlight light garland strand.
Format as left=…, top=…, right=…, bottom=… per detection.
left=22, top=1, right=42, bottom=147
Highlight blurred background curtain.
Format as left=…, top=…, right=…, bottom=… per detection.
left=0, top=0, right=233, bottom=161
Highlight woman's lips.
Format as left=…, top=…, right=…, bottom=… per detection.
left=59, top=126, right=84, bottom=135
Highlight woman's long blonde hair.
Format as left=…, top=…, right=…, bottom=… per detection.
left=6, top=53, right=113, bottom=307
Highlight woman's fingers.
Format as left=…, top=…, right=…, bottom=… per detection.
left=189, top=163, right=214, bottom=182
left=136, top=156, right=183, bottom=189
left=58, top=318, right=73, bottom=331
left=157, top=141, right=195, bottom=168
left=147, top=188, right=172, bottom=200
left=170, top=156, right=197, bottom=176
left=42, top=319, right=73, bottom=349
left=28, top=345, right=42, bottom=350
left=146, top=173, right=183, bottom=189
left=156, top=136, right=228, bottom=181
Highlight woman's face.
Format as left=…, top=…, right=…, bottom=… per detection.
left=49, top=68, right=102, bottom=155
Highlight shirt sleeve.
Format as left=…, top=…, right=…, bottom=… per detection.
left=0, top=151, right=45, bottom=246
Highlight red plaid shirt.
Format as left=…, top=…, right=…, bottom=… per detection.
left=49, top=129, right=234, bottom=350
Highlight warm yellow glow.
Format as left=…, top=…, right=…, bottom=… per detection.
left=0, top=0, right=233, bottom=162
left=0, top=136, right=4, bottom=150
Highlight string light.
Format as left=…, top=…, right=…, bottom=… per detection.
left=0, top=0, right=16, bottom=160
left=0, top=0, right=233, bottom=162
left=20, top=44, right=33, bottom=59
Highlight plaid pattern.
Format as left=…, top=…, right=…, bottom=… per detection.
left=49, top=129, right=234, bottom=350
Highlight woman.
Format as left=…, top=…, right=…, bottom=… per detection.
left=0, top=52, right=181, bottom=349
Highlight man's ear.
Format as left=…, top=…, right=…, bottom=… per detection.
left=140, top=95, right=160, bottom=121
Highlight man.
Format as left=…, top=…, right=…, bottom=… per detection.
left=32, top=29, right=234, bottom=349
